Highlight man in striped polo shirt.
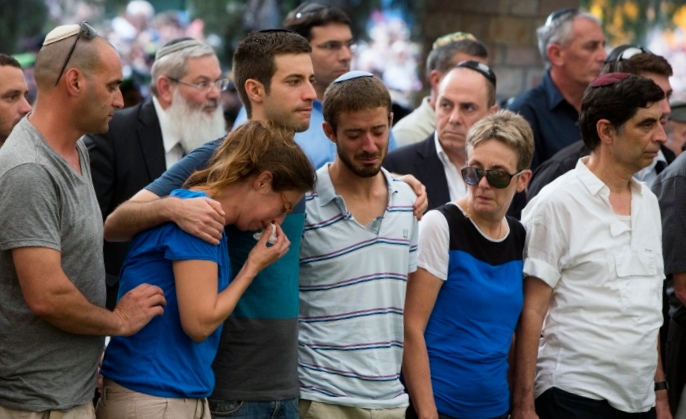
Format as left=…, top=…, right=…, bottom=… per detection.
left=297, top=71, right=419, bottom=418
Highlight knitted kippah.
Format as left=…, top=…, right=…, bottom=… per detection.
left=155, top=37, right=202, bottom=60
left=43, top=24, right=80, bottom=45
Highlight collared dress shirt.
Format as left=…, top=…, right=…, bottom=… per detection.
left=434, top=132, right=467, bottom=202
left=508, top=71, right=580, bottom=169
left=522, top=157, right=664, bottom=413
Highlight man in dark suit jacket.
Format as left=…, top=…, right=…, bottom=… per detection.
left=84, top=38, right=227, bottom=308
left=384, top=61, right=498, bottom=212
left=383, top=132, right=450, bottom=211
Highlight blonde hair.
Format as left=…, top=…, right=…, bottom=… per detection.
left=466, top=110, right=534, bottom=172
left=184, top=120, right=316, bottom=196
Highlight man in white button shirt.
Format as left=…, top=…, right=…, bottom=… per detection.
left=512, top=73, right=671, bottom=419
left=83, top=37, right=227, bottom=308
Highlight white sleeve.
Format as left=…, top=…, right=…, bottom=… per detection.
left=416, top=209, right=450, bottom=281
left=521, top=199, right=565, bottom=288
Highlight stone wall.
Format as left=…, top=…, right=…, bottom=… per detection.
left=422, top=0, right=579, bottom=102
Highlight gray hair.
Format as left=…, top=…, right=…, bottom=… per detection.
left=150, top=41, right=216, bottom=97
left=536, top=12, right=601, bottom=68
left=426, top=39, right=488, bottom=81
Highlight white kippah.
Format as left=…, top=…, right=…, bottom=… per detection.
left=155, top=38, right=203, bottom=60
left=43, top=24, right=80, bottom=46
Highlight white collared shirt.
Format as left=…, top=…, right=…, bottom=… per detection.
left=635, top=149, right=668, bottom=187
left=152, top=96, right=183, bottom=169
left=522, top=157, right=664, bottom=413
left=434, top=132, right=467, bottom=202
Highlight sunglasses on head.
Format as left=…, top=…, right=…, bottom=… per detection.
left=55, top=21, right=97, bottom=86
left=544, top=7, right=578, bottom=27
left=461, top=166, right=523, bottom=189
left=293, top=2, right=327, bottom=19
left=605, top=45, right=651, bottom=63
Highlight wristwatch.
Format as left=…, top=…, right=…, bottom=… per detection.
left=655, top=381, right=669, bottom=391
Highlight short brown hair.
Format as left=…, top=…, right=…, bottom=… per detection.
left=602, top=51, right=673, bottom=78
left=466, top=110, right=534, bottom=172
left=232, top=30, right=312, bottom=118
left=322, top=75, right=391, bottom=133
left=0, top=54, right=21, bottom=69
left=185, top=120, right=316, bottom=196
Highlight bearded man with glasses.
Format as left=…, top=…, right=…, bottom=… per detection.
left=513, top=73, right=671, bottom=419
left=0, top=23, right=166, bottom=419
left=84, top=37, right=227, bottom=310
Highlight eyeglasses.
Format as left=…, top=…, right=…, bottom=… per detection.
left=461, top=166, right=523, bottom=189
left=315, top=40, right=356, bottom=53
left=544, top=7, right=578, bottom=27
left=279, top=192, right=294, bottom=215
left=605, top=45, right=650, bottom=63
left=456, top=60, right=497, bottom=87
left=167, top=77, right=230, bottom=92
left=55, top=21, right=97, bottom=86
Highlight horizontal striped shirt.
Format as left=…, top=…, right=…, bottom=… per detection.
left=298, top=165, right=418, bottom=409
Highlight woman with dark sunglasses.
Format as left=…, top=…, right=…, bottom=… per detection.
left=96, top=121, right=315, bottom=418
left=403, top=110, right=533, bottom=419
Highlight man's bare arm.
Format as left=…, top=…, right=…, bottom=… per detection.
left=104, top=189, right=225, bottom=244
left=14, top=247, right=166, bottom=336
left=511, top=276, right=553, bottom=419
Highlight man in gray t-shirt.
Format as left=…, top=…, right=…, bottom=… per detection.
left=0, top=24, right=165, bottom=417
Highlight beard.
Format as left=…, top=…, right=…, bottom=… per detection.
left=166, top=88, right=227, bottom=154
left=336, top=142, right=387, bottom=178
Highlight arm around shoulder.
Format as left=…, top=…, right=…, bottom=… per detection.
left=104, top=189, right=226, bottom=245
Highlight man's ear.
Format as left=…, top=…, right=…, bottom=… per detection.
left=245, top=79, right=265, bottom=104
left=388, top=112, right=394, bottom=128
left=428, top=70, right=443, bottom=91
left=322, top=121, right=336, bottom=144
left=63, top=68, right=83, bottom=96
left=156, top=76, right=174, bottom=107
left=253, top=171, right=274, bottom=192
left=489, top=103, right=499, bottom=114
left=547, top=43, right=564, bottom=67
left=596, top=119, right=615, bottom=145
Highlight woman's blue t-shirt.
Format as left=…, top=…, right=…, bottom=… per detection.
left=100, top=189, right=231, bottom=398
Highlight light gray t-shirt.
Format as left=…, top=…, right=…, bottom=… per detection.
left=0, top=117, right=106, bottom=411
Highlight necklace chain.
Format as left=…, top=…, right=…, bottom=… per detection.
left=465, top=202, right=503, bottom=239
